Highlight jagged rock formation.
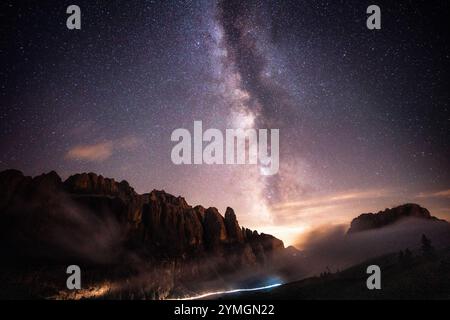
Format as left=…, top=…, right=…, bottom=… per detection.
left=0, top=169, right=284, bottom=299
left=347, top=203, right=444, bottom=234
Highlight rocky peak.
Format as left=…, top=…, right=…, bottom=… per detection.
left=224, top=207, right=244, bottom=242
left=258, top=233, right=285, bottom=252
left=0, top=170, right=27, bottom=209
left=193, top=205, right=206, bottom=217
left=203, top=207, right=228, bottom=249
left=64, top=172, right=136, bottom=199
left=33, top=171, right=62, bottom=189
left=348, top=203, right=436, bottom=234
left=148, top=189, right=190, bottom=209
left=0, top=169, right=24, bottom=182
left=0, top=169, right=25, bottom=192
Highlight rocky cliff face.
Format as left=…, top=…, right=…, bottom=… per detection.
left=0, top=169, right=284, bottom=299
left=347, top=203, right=443, bottom=234
left=64, top=171, right=283, bottom=259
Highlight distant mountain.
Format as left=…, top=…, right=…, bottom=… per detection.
left=265, top=204, right=450, bottom=298
left=221, top=204, right=450, bottom=300
left=347, top=203, right=447, bottom=234
left=0, top=169, right=284, bottom=299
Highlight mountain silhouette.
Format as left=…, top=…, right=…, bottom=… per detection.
left=0, top=169, right=284, bottom=299
left=347, top=203, right=447, bottom=234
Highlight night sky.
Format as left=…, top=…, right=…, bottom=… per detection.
left=1, top=0, right=449, bottom=245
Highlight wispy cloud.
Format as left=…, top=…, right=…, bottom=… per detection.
left=66, top=141, right=114, bottom=162
left=65, top=136, right=142, bottom=162
left=267, top=188, right=394, bottom=230
left=271, top=189, right=391, bottom=212
left=417, top=189, right=450, bottom=199
left=115, top=136, right=142, bottom=150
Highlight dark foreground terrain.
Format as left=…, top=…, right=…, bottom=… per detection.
left=224, top=248, right=450, bottom=300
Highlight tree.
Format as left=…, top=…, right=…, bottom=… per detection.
left=398, top=250, right=404, bottom=262
left=404, top=248, right=413, bottom=262
left=399, top=248, right=413, bottom=266
left=421, top=234, right=435, bottom=259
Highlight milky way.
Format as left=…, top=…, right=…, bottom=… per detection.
left=1, top=0, right=449, bottom=244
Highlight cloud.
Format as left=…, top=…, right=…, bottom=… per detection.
left=417, top=189, right=450, bottom=199
left=66, top=141, right=114, bottom=162
left=272, top=189, right=390, bottom=210
left=115, top=136, right=142, bottom=150
left=292, top=218, right=450, bottom=276
left=269, top=189, right=391, bottom=225
left=65, top=136, right=142, bottom=162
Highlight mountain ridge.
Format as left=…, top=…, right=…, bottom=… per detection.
left=0, top=168, right=287, bottom=299
left=0, top=169, right=284, bottom=260
left=347, top=203, right=447, bottom=234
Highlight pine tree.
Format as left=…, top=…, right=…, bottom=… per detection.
left=421, top=234, right=435, bottom=259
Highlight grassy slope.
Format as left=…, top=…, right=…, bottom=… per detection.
left=224, top=248, right=450, bottom=300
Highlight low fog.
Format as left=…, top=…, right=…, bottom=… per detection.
left=281, top=218, right=450, bottom=280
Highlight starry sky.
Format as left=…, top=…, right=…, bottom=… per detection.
left=1, top=0, right=450, bottom=245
